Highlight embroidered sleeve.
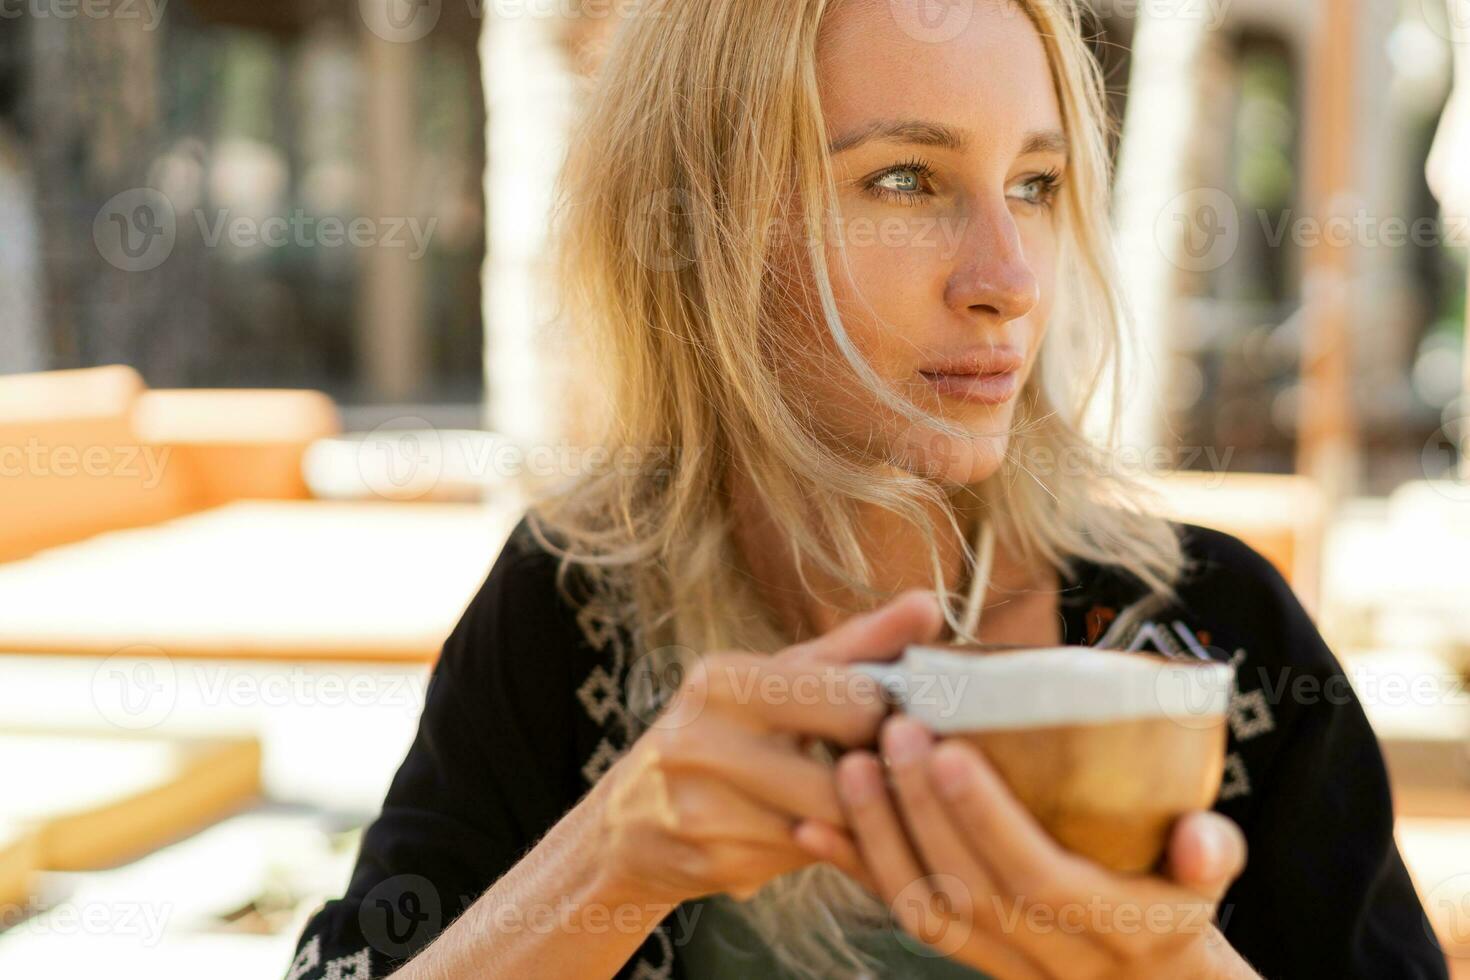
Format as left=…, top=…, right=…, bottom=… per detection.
left=283, top=520, right=676, bottom=978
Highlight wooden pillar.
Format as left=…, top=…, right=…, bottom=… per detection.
left=359, top=25, right=425, bottom=403
left=1294, top=0, right=1359, bottom=504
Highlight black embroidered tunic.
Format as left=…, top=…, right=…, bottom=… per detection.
left=284, top=517, right=1448, bottom=980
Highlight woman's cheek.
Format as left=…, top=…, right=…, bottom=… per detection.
left=827, top=244, right=935, bottom=367
left=1017, top=224, right=1058, bottom=354
left=823, top=255, right=911, bottom=370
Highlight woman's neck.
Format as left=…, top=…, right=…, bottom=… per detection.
left=727, top=466, right=1060, bottom=647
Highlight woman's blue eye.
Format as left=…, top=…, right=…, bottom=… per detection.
left=863, top=160, right=1063, bottom=210
left=865, top=157, right=936, bottom=205
left=1011, top=170, right=1064, bottom=208
left=875, top=169, right=922, bottom=193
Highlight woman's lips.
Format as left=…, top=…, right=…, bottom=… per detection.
left=916, top=347, right=1024, bottom=405
left=918, top=369, right=1019, bottom=405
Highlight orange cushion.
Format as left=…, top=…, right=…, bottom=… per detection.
left=132, top=389, right=341, bottom=506
left=0, top=367, right=194, bottom=561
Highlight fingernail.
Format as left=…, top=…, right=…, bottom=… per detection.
left=883, top=717, right=929, bottom=765
left=930, top=743, right=970, bottom=799
left=1199, top=825, right=1224, bottom=873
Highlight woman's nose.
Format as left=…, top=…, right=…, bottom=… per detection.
left=942, top=204, right=1040, bottom=323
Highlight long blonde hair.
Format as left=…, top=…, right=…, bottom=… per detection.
left=524, top=0, right=1185, bottom=973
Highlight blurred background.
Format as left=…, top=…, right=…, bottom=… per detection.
left=0, top=0, right=1468, bottom=976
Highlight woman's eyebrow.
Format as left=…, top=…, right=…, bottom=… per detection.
left=1018, top=129, right=1069, bottom=158
left=828, top=119, right=970, bottom=154
left=827, top=120, right=1069, bottom=159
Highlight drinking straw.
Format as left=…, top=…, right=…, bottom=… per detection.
left=957, top=518, right=995, bottom=641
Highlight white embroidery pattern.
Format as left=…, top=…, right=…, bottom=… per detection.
left=1217, top=647, right=1276, bottom=745
left=629, top=928, right=676, bottom=979
left=1229, top=687, right=1276, bottom=741
left=1219, top=752, right=1251, bottom=800
left=576, top=603, right=634, bottom=744
left=578, top=664, right=626, bottom=726
left=286, top=937, right=374, bottom=980
left=323, top=948, right=372, bottom=980
left=1125, top=620, right=1188, bottom=659
left=287, top=935, right=321, bottom=980
left=574, top=603, right=675, bottom=980
left=582, top=736, right=625, bottom=786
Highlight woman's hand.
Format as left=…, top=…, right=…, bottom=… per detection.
left=797, top=715, right=1258, bottom=980
left=589, top=590, right=945, bottom=907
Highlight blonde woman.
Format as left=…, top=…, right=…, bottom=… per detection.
left=287, top=0, right=1445, bottom=977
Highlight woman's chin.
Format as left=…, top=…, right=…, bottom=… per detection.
left=894, top=434, right=1010, bottom=486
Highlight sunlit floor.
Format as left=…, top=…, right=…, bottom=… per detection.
left=0, top=810, right=354, bottom=980
left=0, top=654, right=424, bottom=977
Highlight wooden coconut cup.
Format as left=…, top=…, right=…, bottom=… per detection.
left=852, top=645, right=1235, bottom=874
left=960, top=713, right=1228, bottom=873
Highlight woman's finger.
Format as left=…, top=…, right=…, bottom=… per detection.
left=780, top=589, right=946, bottom=666
left=879, top=716, right=995, bottom=922
left=1163, top=811, right=1248, bottom=904
left=701, top=837, right=828, bottom=900
left=836, top=749, right=1051, bottom=980
left=836, top=750, right=931, bottom=900
left=664, top=778, right=859, bottom=899
left=926, top=738, right=1080, bottom=895
left=664, top=773, right=808, bottom=848
left=658, top=712, right=850, bottom=826
left=685, top=653, right=889, bottom=747
left=791, top=819, right=881, bottom=895
left=923, top=734, right=1116, bottom=977
left=925, top=744, right=1230, bottom=960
